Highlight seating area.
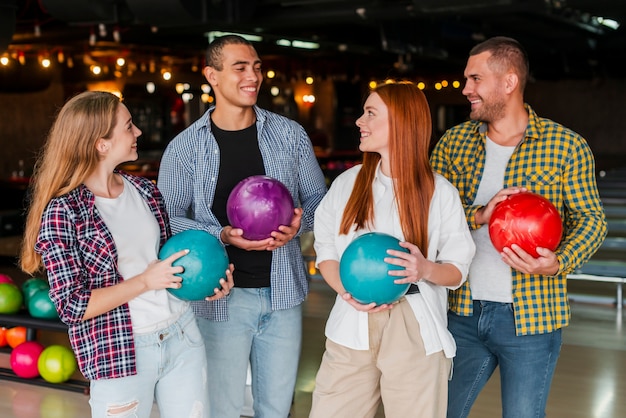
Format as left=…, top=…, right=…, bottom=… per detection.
left=567, top=167, right=626, bottom=314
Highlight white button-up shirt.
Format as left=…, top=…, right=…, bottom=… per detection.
left=314, top=164, right=475, bottom=357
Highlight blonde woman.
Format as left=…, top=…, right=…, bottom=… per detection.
left=310, top=82, right=475, bottom=418
left=20, top=91, right=233, bottom=418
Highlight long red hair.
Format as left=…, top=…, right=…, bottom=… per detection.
left=339, top=81, right=434, bottom=256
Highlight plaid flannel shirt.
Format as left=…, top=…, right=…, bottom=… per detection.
left=430, top=104, right=607, bottom=336
left=35, top=171, right=170, bottom=379
left=157, top=105, right=327, bottom=321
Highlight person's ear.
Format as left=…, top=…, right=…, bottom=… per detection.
left=204, top=66, right=217, bottom=86
left=504, top=72, right=519, bottom=94
left=96, top=139, right=109, bottom=154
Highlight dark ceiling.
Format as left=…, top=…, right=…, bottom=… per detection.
left=3, top=0, right=626, bottom=82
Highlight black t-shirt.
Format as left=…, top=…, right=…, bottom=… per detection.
left=212, top=119, right=272, bottom=288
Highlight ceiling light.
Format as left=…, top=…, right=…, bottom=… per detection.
left=291, top=40, right=319, bottom=50
left=205, top=31, right=263, bottom=43
left=594, top=17, right=620, bottom=30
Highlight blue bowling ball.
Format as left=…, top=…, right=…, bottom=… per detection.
left=159, top=230, right=229, bottom=301
left=339, top=232, right=410, bottom=305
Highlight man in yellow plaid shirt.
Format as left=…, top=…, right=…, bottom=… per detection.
left=430, top=36, right=607, bottom=418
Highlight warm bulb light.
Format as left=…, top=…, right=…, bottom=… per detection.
left=162, top=70, right=172, bottom=80
left=267, top=70, right=275, bottom=78
left=305, top=76, right=314, bottom=85
left=0, top=56, right=9, bottom=66
left=116, top=57, right=126, bottom=67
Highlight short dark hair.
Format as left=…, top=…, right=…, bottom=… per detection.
left=205, top=35, right=254, bottom=71
left=470, top=36, right=529, bottom=90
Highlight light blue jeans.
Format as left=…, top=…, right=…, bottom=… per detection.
left=196, top=287, right=302, bottom=418
left=89, top=307, right=209, bottom=418
left=447, top=301, right=562, bottom=418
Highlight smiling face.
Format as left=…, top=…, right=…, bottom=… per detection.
left=355, top=92, right=390, bottom=158
left=462, top=51, right=507, bottom=123
left=205, top=43, right=263, bottom=110
left=98, top=103, right=141, bottom=166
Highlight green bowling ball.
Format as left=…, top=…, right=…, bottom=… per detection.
left=0, top=283, right=23, bottom=314
left=37, top=345, right=78, bottom=384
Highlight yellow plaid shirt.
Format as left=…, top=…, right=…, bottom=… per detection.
left=430, top=104, right=607, bottom=336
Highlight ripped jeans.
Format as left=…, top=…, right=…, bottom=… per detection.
left=89, top=307, right=209, bottom=418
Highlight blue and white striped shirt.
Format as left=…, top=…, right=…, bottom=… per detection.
left=158, top=105, right=327, bottom=321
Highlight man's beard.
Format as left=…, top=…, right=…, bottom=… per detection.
left=469, top=94, right=506, bottom=123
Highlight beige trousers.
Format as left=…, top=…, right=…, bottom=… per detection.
left=309, top=297, right=451, bottom=418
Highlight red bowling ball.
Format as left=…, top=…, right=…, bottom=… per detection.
left=226, top=175, right=295, bottom=240
left=488, top=192, right=563, bottom=258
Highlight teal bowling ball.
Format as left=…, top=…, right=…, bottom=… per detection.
left=28, top=288, right=59, bottom=320
left=22, top=277, right=49, bottom=306
left=159, top=230, right=229, bottom=301
left=339, top=232, right=410, bottom=305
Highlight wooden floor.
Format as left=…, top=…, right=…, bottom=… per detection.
left=0, top=278, right=625, bottom=418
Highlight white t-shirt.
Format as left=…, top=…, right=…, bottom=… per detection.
left=95, top=177, right=187, bottom=333
left=468, top=137, right=516, bottom=302
left=313, top=164, right=476, bottom=357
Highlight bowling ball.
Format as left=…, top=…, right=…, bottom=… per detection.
left=10, top=340, right=45, bottom=379
left=0, top=273, right=14, bottom=284
left=6, top=326, right=27, bottom=348
left=28, top=288, right=59, bottom=320
left=21, top=277, right=49, bottom=306
left=159, top=229, right=230, bottom=301
left=37, top=344, right=78, bottom=384
left=0, top=326, right=7, bottom=347
left=0, top=282, right=23, bottom=314
left=488, top=192, right=563, bottom=258
left=226, top=175, right=294, bottom=240
left=339, top=232, right=411, bottom=305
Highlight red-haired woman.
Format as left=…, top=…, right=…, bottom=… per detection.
left=310, top=81, right=475, bottom=418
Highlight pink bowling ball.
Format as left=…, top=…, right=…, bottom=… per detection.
left=10, top=341, right=45, bottom=379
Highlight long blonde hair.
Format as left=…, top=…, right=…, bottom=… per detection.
left=339, top=81, right=434, bottom=256
left=20, top=91, right=121, bottom=274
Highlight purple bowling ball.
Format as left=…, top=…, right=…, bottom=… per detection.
left=227, top=175, right=295, bottom=240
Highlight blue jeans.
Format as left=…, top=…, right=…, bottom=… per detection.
left=196, top=287, right=302, bottom=418
left=447, top=301, right=562, bottom=418
left=89, top=307, right=209, bottom=418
